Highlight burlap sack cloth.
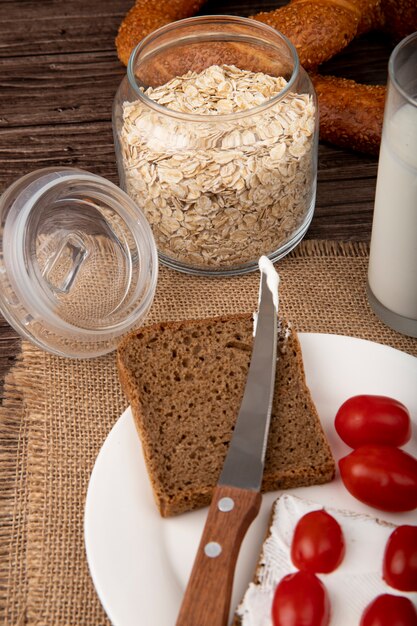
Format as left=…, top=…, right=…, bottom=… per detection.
left=1, top=240, right=416, bottom=625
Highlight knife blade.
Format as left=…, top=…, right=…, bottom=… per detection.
left=175, top=256, right=279, bottom=626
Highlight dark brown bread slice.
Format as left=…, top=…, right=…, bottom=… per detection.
left=117, top=314, right=335, bottom=517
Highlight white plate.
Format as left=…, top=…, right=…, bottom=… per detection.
left=84, top=334, right=417, bottom=626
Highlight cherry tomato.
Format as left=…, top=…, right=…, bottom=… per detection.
left=290, top=509, right=345, bottom=573
left=335, top=395, right=411, bottom=448
left=383, top=525, right=417, bottom=592
left=360, top=593, right=417, bottom=626
left=271, top=571, right=330, bottom=626
left=339, top=445, right=417, bottom=512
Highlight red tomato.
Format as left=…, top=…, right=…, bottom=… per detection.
left=383, top=525, right=417, bottom=592
left=290, top=510, right=345, bottom=573
left=338, top=445, right=417, bottom=512
left=271, top=571, right=330, bottom=626
left=360, top=593, right=417, bottom=626
left=335, top=395, right=411, bottom=448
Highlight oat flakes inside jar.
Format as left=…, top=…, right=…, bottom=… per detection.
left=113, top=15, right=318, bottom=275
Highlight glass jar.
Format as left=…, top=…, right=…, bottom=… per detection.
left=0, top=168, right=158, bottom=358
left=113, top=15, right=318, bottom=276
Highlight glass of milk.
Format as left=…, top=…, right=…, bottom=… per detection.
left=367, top=31, right=417, bottom=337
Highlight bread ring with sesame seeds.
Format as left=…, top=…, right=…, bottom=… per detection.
left=116, top=0, right=207, bottom=66
left=310, top=74, right=386, bottom=155
left=116, top=0, right=380, bottom=68
left=115, top=0, right=417, bottom=155
left=251, top=0, right=384, bottom=71
left=116, top=0, right=415, bottom=69
left=251, top=0, right=416, bottom=153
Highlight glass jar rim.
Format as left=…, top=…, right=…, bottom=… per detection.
left=389, top=31, right=417, bottom=108
left=127, top=14, right=300, bottom=123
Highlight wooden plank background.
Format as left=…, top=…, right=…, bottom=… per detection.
left=0, top=0, right=394, bottom=390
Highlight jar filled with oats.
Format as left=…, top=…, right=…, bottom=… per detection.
left=113, top=15, right=318, bottom=275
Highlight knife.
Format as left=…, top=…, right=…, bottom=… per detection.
left=175, top=256, right=279, bottom=626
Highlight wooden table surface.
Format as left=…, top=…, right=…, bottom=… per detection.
left=0, top=0, right=393, bottom=394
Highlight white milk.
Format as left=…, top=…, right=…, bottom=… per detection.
left=368, top=103, right=417, bottom=319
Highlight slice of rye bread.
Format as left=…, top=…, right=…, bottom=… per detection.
left=117, top=314, right=335, bottom=517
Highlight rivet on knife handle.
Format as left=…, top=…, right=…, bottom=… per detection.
left=175, top=484, right=262, bottom=626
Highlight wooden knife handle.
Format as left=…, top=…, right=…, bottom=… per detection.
left=175, top=484, right=262, bottom=626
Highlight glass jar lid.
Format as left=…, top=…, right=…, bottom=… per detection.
left=0, top=167, right=158, bottom=358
